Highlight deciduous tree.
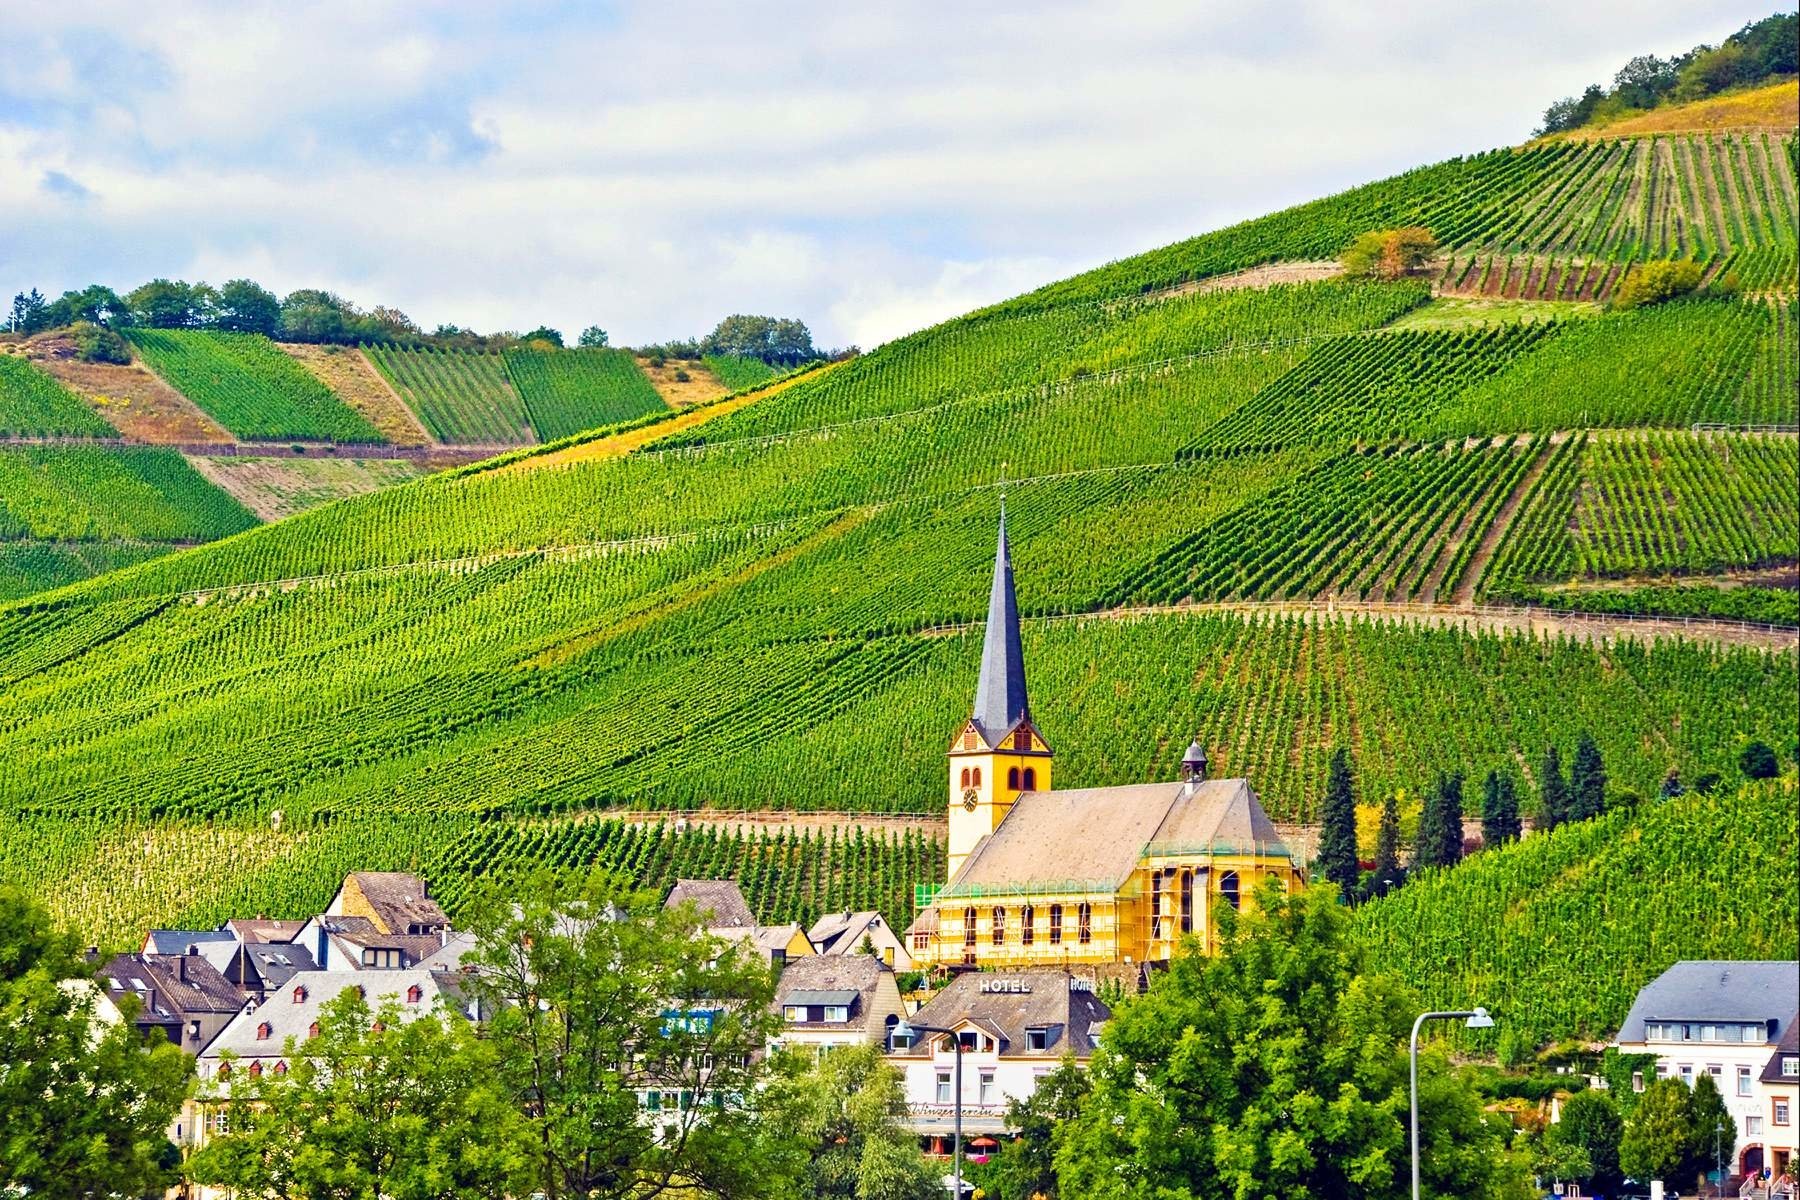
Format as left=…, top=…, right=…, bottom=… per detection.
left=760, top=1043, right=937, bottom=1200
left=1551, top=1089, right=1624, bottom=1193
left=1620, top=1078, right=1695, bottom=1186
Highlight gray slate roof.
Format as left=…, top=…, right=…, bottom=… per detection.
left=903, top=967, right=1112, bottom=1060
left=203, top=969, right=455, bottom=1068
left=143, top=929, right=236, bottom=956
left=346, top=872, right=448, bottom=934
left=1615, top=961, right=1800, bottom=1042
left=239, top=942, right=318, bottom=990
left=809, top=910, right=890, bottom=955
left=1763, top=1013, right=1800, bottom=1083
left=944, top=777, right=1290, bottom=896
left=971, top=512, right=1030, bottom=744
left=773, top=954, right=896, bottom=1031
left=100, top=953, right=243, bottom=1022
left=665, top=879, right=758, bottom=928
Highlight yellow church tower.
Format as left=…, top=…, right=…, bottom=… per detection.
left=946, top=508, right=1051, bottom=879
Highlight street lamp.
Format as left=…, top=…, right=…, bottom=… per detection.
left=1410, top=1007, right=1495, bottom=1200
left=895, top=1019, right=969, bottom=1199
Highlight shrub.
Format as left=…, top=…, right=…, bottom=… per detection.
left=70, top=321, right=130, bottom=365
left=673, top=368, right=691, bottom=383
left=1342, top=227, right=1439, bottom=280
left=1739, top=740, right=1779, bottom=780
left=1612, top=260, right=1703, bottom=311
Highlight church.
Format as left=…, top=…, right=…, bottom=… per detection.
left=907, top=513, right=1302, bottom=971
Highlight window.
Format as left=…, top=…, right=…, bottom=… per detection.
left=644, top=1090, right=661, bottom=1112
left=992, top=906, right=1006, bottom=946
left=1027, top=1027, right=1049, bottom=1051
left=1020, top=904, right=1035, bottom=946
left=248, top=1060, right=263, bottom=1078
left=963, top=732, right=978, bottom=750
left=255, top=1022, right=272, bottom=1041
left=1679, top=1064, right=1694, bottom=1087
left=979, top=1071, right=996, bottom=1106
left=1632, top=1071, right=1645, bottom=1093
left=1775, top=1098, right=1792, bottom=1127
left=783, top=1005, right=802, bottom=1022
left=1784, top=1056, right=1800, bottom=1078
left=406, top=985, right=423, bottom=1004
left=1013, top=730, right=1030, bottom=750
left=1748, top=1115, right=1764, bottom=1136
left=1701, top=1025, right=1719, bottom=1042
left=1745, top=1023, right=1766, bottom=1043
left=971, top=767, right=981, bottom=787
left=273, top=1061, right=287, bottom=1075
left=1078, top=902, right=1092, bottom=945
left=1739, top=1065, right=1754, bottom=1096
left=1180, top=870, right=1194, bottom=935
left=292, top=985, right=307, bottom=1004
left=1219, top=871, right=1240, bottom=911
left=960, top=767, right=970, bottom=788
left=1007, top=766, right=1020, bottom=789
left=936, top=1071, right=953, bottom=1104
left=822, top=1006, right=849, bottom=1023
left=1022, top=768, right=1036, bottom=790
left=1706, top=1064, right=1723, bottom=1081
left=963, top=908, right=977, bottom=949
left=1048, top=904, right=1063, bottom=945
left=307, top=1021, right=320, bottom=1039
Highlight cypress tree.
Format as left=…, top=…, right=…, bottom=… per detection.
left=1368, top=792, right=1404, bottom=898
left=1316, top=748, right=1360, bottom=903
left=1481, top=769, right=1522, bottom=847
left=1539, top=746, right=1570, bottom=831
left=1570, top=732, right=1607, bottom=821
left=1418, top=771, right=1465, bottom=868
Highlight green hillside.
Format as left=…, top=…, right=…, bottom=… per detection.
left=3, top=119, right=1796, bottom=1024
left=0, top=445, right=258, bottom=601
left=0, top=355, right=118, bottom=437
left=124, top=329, right=386, bottom=443
left=1357, top=774, right=1799, bottom=1049
left=503, top=347, right=668, bottom=439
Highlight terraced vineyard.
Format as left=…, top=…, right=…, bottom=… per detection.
left=364, top=345, right=530, bottom=444
left=1358, top=774, right=1799, bottom=1049
left=0, top=355, right=119, bottom=437
left=502, top=347, right=667, bottom=439
left=4, top=114, right=1797, bottom=987
left=0, top=445, right=257, bottom=600
left=703, top=354, right=780, bottom=391
left=0, top=808, right=941, bottom=950
left=123, top=330, right=387, bottom=443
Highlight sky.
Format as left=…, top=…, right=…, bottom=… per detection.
left=0, top=1, right=1783, bottom=350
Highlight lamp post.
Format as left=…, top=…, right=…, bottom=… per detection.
left=1410, top=1007, right=1495, bottom=1200
left=896, top=1019, right=967, bottom=1198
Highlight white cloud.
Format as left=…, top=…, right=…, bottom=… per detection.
left=0, top=0, right=1779, bottom=347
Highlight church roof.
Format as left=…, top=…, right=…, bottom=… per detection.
left=940, top=778, right=1291, bottom=898
left=971, top=511, right=1030, bottom=744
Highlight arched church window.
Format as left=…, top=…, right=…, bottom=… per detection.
left=963, top=908, right=977, bottom=948
left=971, top=767, right=981, bottom=787
left=960, top=767, right=970, bottom=788
left=1219, top=871, right=1240, bottom=910
left=1180, top=869, right=1194, bottom=934
left=1020, top=905, right=1035, bottom=946
left=991, top=907, right=1006, bottom=945
left=1007, top=767, right=1020, bottom=789
left=1077, top=902, right=1092, bottom=944
left=1022, top=768, right=1037, bottom=790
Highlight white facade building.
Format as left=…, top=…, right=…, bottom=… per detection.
left=1614, top=960, right=1798, bottom=1180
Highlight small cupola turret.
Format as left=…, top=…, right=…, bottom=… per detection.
left=1180, top=738, right=1208, bottom=783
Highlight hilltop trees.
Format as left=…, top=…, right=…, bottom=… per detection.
left=213, top=279, right=282, bottom=336
left=702, top=314, right=817, bottom=364
left=1317, top=747, right=1360, bottom=901
left=1054, top=882, right=1522, bottom=1199
left=0, top=888, right=189, bottom=1200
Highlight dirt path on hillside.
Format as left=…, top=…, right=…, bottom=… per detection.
left=1134, top=261, right=1343, bottom=305
left=1450, top=434, right=1562, bottom=604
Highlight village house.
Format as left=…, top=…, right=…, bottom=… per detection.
left=1614, top=960, right=1800, bottom=1180
left=664, top=878, right=816, bottom=968
left=809, top=909, right=915, bottom=972
left=908, top=514, right=1301, bottom=971
left=96, top=950, right=243, bottom=1057
left=770, top=953, right=907, bottom=1057
left=887, top=966, right=1111, bottom=1152
left=1759, top=1016, right=1799, bottom=1184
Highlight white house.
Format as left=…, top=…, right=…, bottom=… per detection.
left=1756, top=1020, right=1798, bottom=1186
left=887, top=967, right=1110, bottom=1155
left=808, top=910, right=916, bottom=972
left=1614, top=961, right=1799, bottom=1180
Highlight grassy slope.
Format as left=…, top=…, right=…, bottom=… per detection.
left=1546, top=79, right=1800, bottom=140
left=125, top=330, right=386, bottom=443
left=0, top=355, right=118, bottom=437
left=3, top=128, right=1796, bottom=988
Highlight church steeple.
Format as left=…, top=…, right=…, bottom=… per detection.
left=945, top=505, right=1053, bottom=881
left=971, top=506, right=1029, bottom=743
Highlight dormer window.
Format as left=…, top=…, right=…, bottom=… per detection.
left=273, top=1060, right=287, bottom=1075
left=255, top=1022, right=272, bottom=1041
left=823, top=1005, right=849, bottom=1023
left=248, top=1061, right=263, bottom=1078
left=406, top=985, right=423, bottom=1004
left=1027, top=1027, right=1050, bottom=1051
left=307, top=1021, right=320, bottom=1039
left=292, top=985, right=307, bottom=1004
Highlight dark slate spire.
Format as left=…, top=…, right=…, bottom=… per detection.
left=972, top=505, right=1029, bottom=743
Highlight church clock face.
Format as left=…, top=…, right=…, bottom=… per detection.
left=961, top=786, right=979, bottom=811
